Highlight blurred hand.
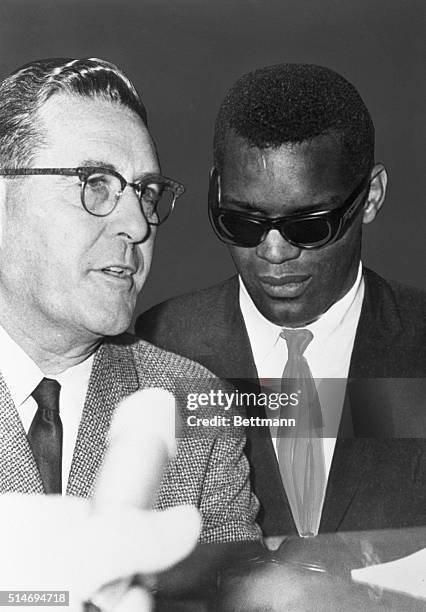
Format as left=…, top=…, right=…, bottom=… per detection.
left=0, top=494, right=201, bottom=611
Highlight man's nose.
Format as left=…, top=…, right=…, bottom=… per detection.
left=109, top=186, right=150, bottom=243
left=256, top=229, right=301, bottom=263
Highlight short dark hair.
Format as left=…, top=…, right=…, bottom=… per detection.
left=0, top=57, right=148, bottom=167
left=214, top=63, right=375, bottom=182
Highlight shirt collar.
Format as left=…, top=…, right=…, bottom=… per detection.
left=54, top=353, right=94, bottom=388
left=0, top=324, right=95, bottom=407
left=239, top=279, right=283, bottom=363
left=239, top=261, right=364, bottom=361
left=303, top=262, right=364, bottom=342
left=0, top=325, right=44, bottom=407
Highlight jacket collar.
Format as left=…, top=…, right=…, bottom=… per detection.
left=349, top=267, right=403, bottom=378
left=66, top=338, right=139, bottom=497
left=0, top=373, right=44, bottom=494
left=194, top=276, right=258, bottom=381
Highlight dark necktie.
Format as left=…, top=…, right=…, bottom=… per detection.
left=277, top=328, right=326, bottom=537
left=28, top=378, right=63, bottom=494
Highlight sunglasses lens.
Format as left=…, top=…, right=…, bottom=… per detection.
left=214, top=211, right=264, bottom=247
left=211, top=209, right=338, bottom=249
left=284, top=217, right=334, bottom=247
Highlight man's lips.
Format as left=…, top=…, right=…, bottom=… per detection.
left=259, top=274, right=310, bottom=286
left=258, top=274, right=311, bottom=297
left=93, top=264, right=138, bottom=285
left=101, top=264, right=136, bottom=277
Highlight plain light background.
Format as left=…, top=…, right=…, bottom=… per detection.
left=0, top=0, right=424, bottom=321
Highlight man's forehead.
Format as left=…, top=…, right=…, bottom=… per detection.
left=221, top=132, right=348, bottom=186
left=222, top=133, right=264, bottom=170
left=33, top=93, right=158, bottom=172
left=36, top=92, right=140, bottom=124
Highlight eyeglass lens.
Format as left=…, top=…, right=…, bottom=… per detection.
left=282, top=217, right=333, bottom=246
left=83, top=171, right=174, bottom=223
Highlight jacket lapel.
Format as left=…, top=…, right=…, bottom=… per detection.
left=349, top=267, right=403, bottom=380
left=246, top=416, right=297, bottom=535
left=319, top=438, right=372, bottom=532
left=66, top=339, right=139, bottom=498
left=0, top=374, right=44, bottom=493
left=320, top=268, right=401, bottom=530
left=194, top=276, right=258, bottom=381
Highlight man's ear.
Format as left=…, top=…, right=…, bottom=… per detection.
left=362, top=163, right=387, bottom=225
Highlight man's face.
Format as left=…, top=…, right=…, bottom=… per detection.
left=0, top=94, right=159, bottom=341
left=220, top=134, right=368, bottom=326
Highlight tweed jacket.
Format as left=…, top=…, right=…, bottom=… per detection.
left=136, top=268, right=426, bottom=536
left=0, top=334, right=261, bottom=543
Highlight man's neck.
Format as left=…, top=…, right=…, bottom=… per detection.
left=0, top=310, right=101, bottom=375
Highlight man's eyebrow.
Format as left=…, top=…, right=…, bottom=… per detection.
left=222, top=196, right=261, bottom=211
left=79, top=159, right=118, bottom=172
left=77, top=161, right=159, bottom=183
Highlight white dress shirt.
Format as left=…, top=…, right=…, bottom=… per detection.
left=0, top=325, right=94, bottom=492
left=239, top=262, right=365, bottom=482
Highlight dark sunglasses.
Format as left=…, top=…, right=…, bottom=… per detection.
left=208, top=168, right=372, bottom=249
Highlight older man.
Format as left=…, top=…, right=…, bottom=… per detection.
left=137, top=63, right=426, bottom=537
left=0, top=57, right=260, bottom=545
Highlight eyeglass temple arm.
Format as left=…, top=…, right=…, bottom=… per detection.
left=342, top=172, right=375, bottom=222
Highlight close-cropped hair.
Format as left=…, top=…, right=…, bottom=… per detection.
left=214, top=63, right=375, bottom=182
left=0, top=57, right=148, bottom=167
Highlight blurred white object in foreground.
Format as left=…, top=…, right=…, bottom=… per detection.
left=351, top=548, right=426, bottom=601
left=0, top=388, right=201, bottom=611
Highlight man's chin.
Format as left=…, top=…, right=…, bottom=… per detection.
left=255, top=298, right=322, bottom=328
left=103, top=318, right=133, bottom=337
left=85, top=309, right=134, bottom=339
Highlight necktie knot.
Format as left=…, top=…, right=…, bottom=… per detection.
left=280, top=328, right=313, bottom=356
left=32, top=378, right=61, bottom=413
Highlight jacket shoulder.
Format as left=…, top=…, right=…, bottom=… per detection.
left=135, top=277, right=237, bottom=350
left=355, top=269, right=426, bottom=376
left=364, top=268, right=426, bottom=332
left=112, top=333, right=219, bottom=380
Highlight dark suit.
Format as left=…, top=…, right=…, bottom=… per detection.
left=0, top=334, right=261, bottom=543
left=136, top=269, right=426, bottom=535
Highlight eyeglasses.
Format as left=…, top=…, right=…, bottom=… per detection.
left=0, top=167, right=185, bottom=224
left=209, top=169, right=371, bottom=249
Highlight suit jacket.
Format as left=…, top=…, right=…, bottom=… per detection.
left=136, top=268, right=426, bottom=536
left=0, top=334, right=261, bottom=543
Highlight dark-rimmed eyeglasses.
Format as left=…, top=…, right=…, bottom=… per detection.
left=0, top=167, right=185, bottom=224
left=209, top=169, right=372, bottom=249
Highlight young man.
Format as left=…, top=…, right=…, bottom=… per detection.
left=137, top=63, right=426, bottom=536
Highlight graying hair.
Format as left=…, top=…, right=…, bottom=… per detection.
left=0, top=57, right=148, bottom=167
